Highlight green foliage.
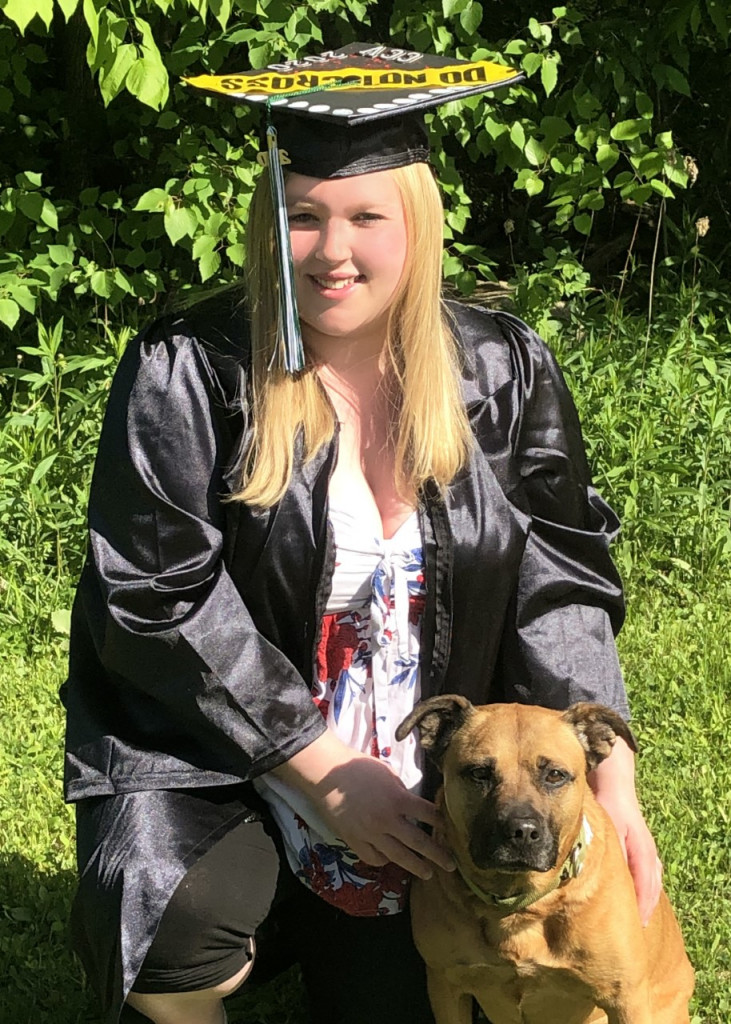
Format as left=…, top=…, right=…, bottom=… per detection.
left=541, top=278, right=731, bottom=583
left=0, top=318, right=125, bottom=639
left=0, top=0, right=728, bottom=328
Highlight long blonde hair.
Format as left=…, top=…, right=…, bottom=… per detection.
left=234, top=161, right=472, bottom=507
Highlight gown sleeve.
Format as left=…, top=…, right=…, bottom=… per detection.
left=493, top=310, right=630, bottom=718
left=64, top=313, right=327, bottom=799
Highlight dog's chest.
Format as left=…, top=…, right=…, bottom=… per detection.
left=416, top=891, right=602, bottom=1024
left=448, top=943, right=604, bottom=1024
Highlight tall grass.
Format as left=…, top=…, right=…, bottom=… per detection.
left=551, top=285, right=731, bottom=583
left=1, top=319, right=132, bottom=643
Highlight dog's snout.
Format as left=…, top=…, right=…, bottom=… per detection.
left=509, top=816, right=542, bottom=845
left=469, top=801, right=558, bottom=872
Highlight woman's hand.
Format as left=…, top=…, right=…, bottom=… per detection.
left=588, top=736, right=663, bottom=926
left=271, top=731, right=455, bottom=879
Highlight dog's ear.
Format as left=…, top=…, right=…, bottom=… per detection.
left=562, top=702, right=638, bottom=772
left=396, top=695, right=474, bottom=768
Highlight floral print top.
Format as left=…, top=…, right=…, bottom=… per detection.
left=254, top=504, right=425, bottom=916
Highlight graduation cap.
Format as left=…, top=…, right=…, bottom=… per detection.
left=184, top=43, right=522, bottom=372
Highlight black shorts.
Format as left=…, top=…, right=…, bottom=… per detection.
left=72, top=783, right=435, bottom=1024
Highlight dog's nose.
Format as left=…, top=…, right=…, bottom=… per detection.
left=508, top=816, right=542, bottom=844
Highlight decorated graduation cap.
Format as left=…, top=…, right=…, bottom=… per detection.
left=185, top=43, right=522, bottom=372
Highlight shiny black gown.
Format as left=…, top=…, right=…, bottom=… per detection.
left=63, top=293, right=628, bottom=1020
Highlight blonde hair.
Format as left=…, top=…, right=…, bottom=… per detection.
left=234, top=162, right=472, bottom=507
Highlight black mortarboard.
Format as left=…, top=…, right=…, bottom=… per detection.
left=184, top=43, right=522, bottom=370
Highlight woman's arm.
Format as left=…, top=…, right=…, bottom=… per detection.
left=65, top=311, right=327, bottom=796
left=589, top=737, right=663, bottom=926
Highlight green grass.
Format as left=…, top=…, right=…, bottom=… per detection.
left=618, top=577, right=731, bottom=1024
left=1, top=576, right=729, bottom=1023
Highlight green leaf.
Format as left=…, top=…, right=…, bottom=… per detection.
left=198, top=249, right=221, bottom=282
left=90, top=269, right=114, bottom=298
left=164, top=205, right=198, bottom=245
left=460, top=2, right=483, bottom=34
left=192, top=234, right=217, bottom=260
left=83, top=0, right=100, bottom=53
left=515, top=168, right=544, bottom=196
left=528, top=17, right=552, bottom=45
left=481, top=115, right=507, bottom=140
left=522, top=52, right=543, bottom=77
left=509, top=121, right=526, bottom=151
left=653, top=63, right=691, bottom=97
left=541, top=56, right=559, bottom=96
left=56, top=0, right=80, bottom=20
left=157, top=111, right=180, bottom=129
left=596, top=143, right=620, bottom=171
left=2, top=0, right=46, bottom=32
left=577, top=190, right=605, bottom=211
left=98, top=43, right=136, bottom=105
left=573, top=212, right=592, bottom=235
left=540, top=116, right=571, bottom=147
left=52, top=608, right=72, bottom=635
left=442, top=0, right=468, bottom=15
left=610, top=118, right=649, bottom=141
left=210, top=0, right=232, bottom=30
left=524, top=136, right=547, bottom=167
left=47, top=244, right=75, bottom=265
left=0, top=297, right=20, bottom=329
left=8, top=284, right=35, bottom=314
left=126, top=56, right=170, bottom=111
left=705, top=0, right=728, bottom=38
left=40, top=198, right=58, bottom=230
left=650, top=179, right=674, bottom=198
left=134, top=188, right=169, bottom=212
left=17, top=192, right=43, bottom=223
left=575, top=124, right=596, bottom=150
left=636, top=91, right=654, bottom=117
left=16, top=170, right=42, bottom=189
left=30, top=452, right=58, bottom=486
left=226, top=242, right=245, bottom=267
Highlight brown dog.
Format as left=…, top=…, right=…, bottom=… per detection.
left=396, top=698, right=694, bottom=1024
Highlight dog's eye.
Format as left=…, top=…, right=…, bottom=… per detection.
left=545, top=768, right=568, bottom=785
left=467, top=764, right=493, bottom=783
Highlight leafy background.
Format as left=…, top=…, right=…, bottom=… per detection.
left=0, top=1, right=730, bottom=1022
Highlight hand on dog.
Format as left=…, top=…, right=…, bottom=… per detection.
left=589, top=736, right=664, bottom=927
left=272, top=730, right=456, bottom=879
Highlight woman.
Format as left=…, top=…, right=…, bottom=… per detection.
left=63, top=70, right=661, bottom=1024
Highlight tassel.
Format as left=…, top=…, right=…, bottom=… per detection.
left=265, top=121, right=304, bottom=374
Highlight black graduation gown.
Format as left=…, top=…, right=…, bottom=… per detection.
left=62, top=294, right=628, bottom=1019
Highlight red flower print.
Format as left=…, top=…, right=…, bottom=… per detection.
left=409, top=592, right=426, bottom=625
left=317, top=613, right=361, bottom=682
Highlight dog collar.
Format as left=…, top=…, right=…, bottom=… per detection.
left=456, top=815, right=594, bottom=912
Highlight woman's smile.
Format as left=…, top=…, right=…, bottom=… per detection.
left=308, top=272, right=366, bottom=294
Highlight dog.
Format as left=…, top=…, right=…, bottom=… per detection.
left=396, top=697, right=694, bottom=1024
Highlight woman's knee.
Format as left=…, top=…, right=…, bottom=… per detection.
left=126, top=948, right=254, bottom=1024
left=133, top=819, right=278, bottom=994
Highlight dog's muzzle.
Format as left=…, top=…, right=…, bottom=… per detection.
left=469, top=803, right=558, bottom=872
